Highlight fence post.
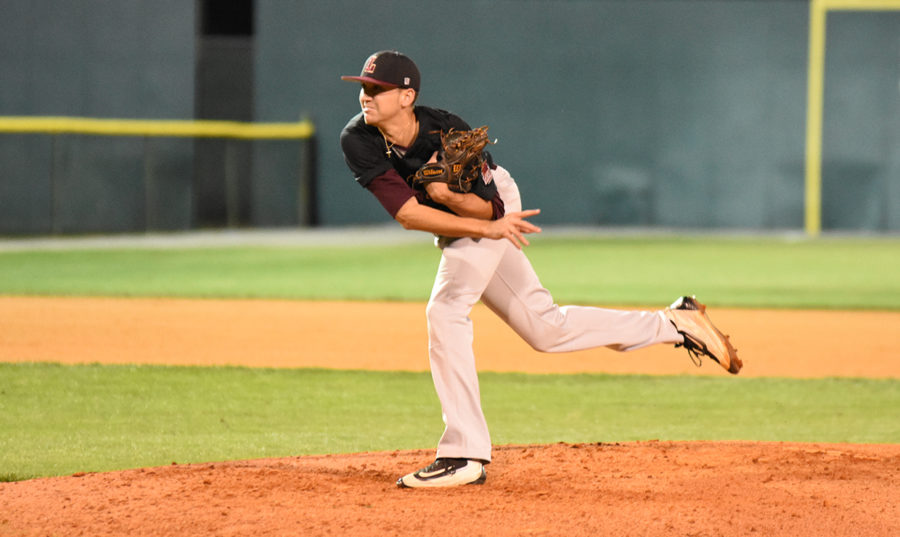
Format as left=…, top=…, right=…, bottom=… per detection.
left=142, top=136, right=155, bottom=232
left=49, top=134, right=61, bottom=234
left=224, top=139, right=240, bottom=228
left=297, top=131, right=318, bottom=226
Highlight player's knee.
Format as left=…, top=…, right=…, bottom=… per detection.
left=519, top=318, right=568, bottom=353
left=425, top=297, right=456, bottom=326
left=425, top=298, right=441, bottom=321
left=524, top=334, right=557, bottom=353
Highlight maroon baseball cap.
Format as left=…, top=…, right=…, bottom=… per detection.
left=341, top=51, right=420, bottom=91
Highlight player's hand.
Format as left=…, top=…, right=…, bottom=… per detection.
left=486, top=209, right=542, bottom=249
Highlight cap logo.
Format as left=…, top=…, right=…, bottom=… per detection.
left=403, top=77, right=410, bottom=86
left=363, top=56, right=377, bottom=74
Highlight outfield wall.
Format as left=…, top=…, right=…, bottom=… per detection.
left=1, top=1, right=898, bottom=234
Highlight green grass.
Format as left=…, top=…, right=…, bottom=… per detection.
left=1, top=363, right=897, bottom=479
left=0, top=235, right=899, bottom=309
left=0, top=244, right=439, bottom=301
left=525, top=236, right=900, bottom=310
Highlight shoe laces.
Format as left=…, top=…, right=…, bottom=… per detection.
left=676, top=332, right=715, bottom=368
left=423, top=458, right=467, bottom=473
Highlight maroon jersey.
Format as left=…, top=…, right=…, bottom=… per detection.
left=340, top=106, right=503, bottom=219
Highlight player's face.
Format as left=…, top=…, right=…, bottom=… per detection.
left=359, top=83, right=402, bottom=125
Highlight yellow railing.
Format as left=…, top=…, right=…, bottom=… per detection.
left=804, top=0, right=900, bottom=236
left=0, top=116, right=317, bottom=232
left=0, top=116, right=315, bottom=139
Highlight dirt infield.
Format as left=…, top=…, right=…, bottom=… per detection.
left=2, top=297, right=899, bottom=536
left=4, top=296, right=900, bottom=377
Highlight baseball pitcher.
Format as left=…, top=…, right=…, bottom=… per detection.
left=340, top=50, right=741, bottom=489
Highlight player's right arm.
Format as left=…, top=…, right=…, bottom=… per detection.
left=394, top=197, right=540, bottom=249
left=363, top=170, right=539, bottom=248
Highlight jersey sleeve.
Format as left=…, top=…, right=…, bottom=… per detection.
left=364, top=169, right=418, bottom=219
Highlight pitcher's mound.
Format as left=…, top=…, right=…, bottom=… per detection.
left=3, top=441, right=899, bottom=536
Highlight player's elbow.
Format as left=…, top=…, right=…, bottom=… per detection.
left=395, top=213, right=417, bottom=230
left=394, top=198, right=421, bottom=230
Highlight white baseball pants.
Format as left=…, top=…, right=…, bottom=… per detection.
left=426, top=166, right=682, bottom=462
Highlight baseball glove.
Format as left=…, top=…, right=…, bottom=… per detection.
left=413, top=125, right=494, bottom=193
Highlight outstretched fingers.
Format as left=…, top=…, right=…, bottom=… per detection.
left=500, top=209, right=541, bottom=249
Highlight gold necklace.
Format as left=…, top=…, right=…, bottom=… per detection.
left=380, top=120, right=418, bottom=158
left=382, top=136, right=395, bottom=158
